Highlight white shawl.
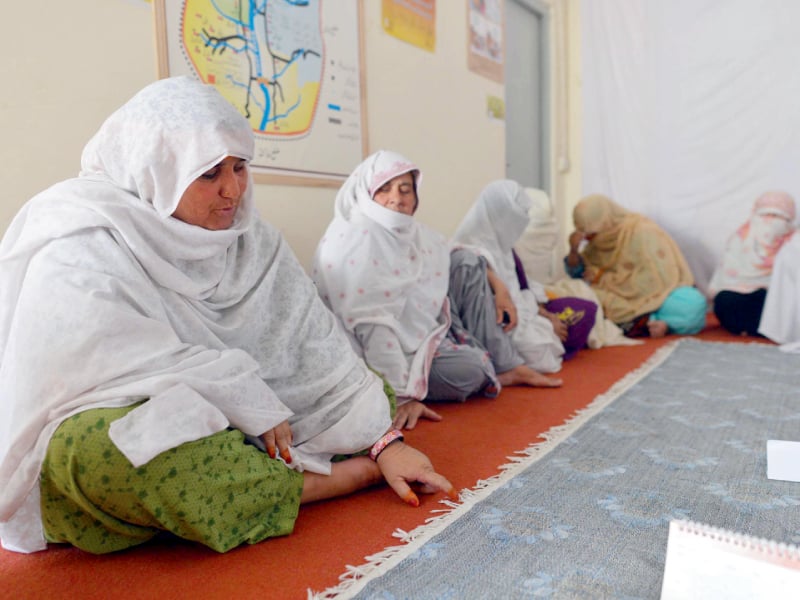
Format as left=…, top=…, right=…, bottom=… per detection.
left=759, top=234, right=800, bottom=349
left=311, top=150, right=451, bottom=402
left=452, top=180, right=564, bottom=372
left=0, top=77, right=389, bottom=552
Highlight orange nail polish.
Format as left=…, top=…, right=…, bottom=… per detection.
left=280, top=449, right=292, bottom=463
left=447, top=487, right=459, bottom=501
left=404, top=491, right=420, bottom=507
left=267, top=447, right=276, bottom=459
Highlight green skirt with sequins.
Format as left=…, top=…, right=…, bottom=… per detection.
left=39, top=404, right=304, bottom=554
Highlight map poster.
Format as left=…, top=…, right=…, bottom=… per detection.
left=467, top=0, right=504, bottom=83
left=154, top=0, right=367, bottom=186
left=381, top=0, right=436, bottom=53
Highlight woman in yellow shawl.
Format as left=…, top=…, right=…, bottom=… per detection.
left=564, top=194, right=706, bottom=338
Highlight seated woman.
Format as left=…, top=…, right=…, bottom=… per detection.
left=312, top=151, right=561, bottom=431
left=708, top=191, right=795, bottom=337
left=452, top=180, right=597, bottom=364
left=0, top=78, right=454, bottom=555
left=565, top=194, right=706, bottom=338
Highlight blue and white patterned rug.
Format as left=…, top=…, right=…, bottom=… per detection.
left=313, top=339, right=800, bottom=599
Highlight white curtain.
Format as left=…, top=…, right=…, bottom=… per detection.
left=580, top=0, right=800, bottom=292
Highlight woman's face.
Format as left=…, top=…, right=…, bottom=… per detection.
left=751, top=212, right=791, bottom=247
left=372, top=172, right=417, bottom=215
left=172, top=156, right=248, bottom=230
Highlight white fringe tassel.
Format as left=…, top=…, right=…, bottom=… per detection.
left=308, top=340, right=682, bottom=600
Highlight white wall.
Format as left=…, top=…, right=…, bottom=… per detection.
left=580, top=0, right=800, bottom=291
left=1, top=0, right=580, bottom=271
left=1, top=0, right=157, bottom=234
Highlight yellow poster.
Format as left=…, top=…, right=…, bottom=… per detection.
left=486, top=95, right=505, bottom=120
left=382, top=0, right=436, bottom=53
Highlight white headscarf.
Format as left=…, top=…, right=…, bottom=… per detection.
left=452, top=180, right=564, bottom=372
left=0, top=77, right=389, bottom=552
left=312, top=150, right=451, bottom=401
left=452, top=180, right=531, bottom=288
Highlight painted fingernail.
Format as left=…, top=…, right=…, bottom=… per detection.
left=403, top=491, right=420, bottom=507
left=280, top=449, right=292, bottom=463
left=447, top=487, right=459, bottom=501
left=267, top=447, right=276, bottom=459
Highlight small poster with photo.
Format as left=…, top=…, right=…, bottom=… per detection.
left=467, top=0, right=504, bottom=83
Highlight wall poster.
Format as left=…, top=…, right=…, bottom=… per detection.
left=467, top=0, right=504, bottom=83
left=381, top=0, right=436, bottom=52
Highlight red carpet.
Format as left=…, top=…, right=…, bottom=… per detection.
left=0, top=319, right=768, bottom=600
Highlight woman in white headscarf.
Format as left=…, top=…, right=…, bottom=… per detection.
left=453, top=180, right=597, bottom=366
left=0, top=78, right=453, bottom=555
left=312, top=151, right=561, bottom=431
left=708, top=191, right=796, bottom=337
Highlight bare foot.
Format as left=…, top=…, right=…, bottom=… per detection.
left=497, top=364, right=563, bottom=388
left=300, top=456, right=383, bottom=504
left=647, top=319, right=669, bottom=338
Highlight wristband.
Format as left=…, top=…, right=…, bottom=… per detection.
left=369, top=429, right=404, bottom=461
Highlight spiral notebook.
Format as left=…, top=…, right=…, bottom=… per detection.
left=661, top=520, right=800, bottom=598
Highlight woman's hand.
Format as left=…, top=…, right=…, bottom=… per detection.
left=393, top=400, right=442, bottom=430
left=541, top=307, right=569, bottom=341
left=566, top=231, right=585, bottom=270
left=569, top=230, right=585, bottom=251
left=259, top=420, right=293, bottom=463
left=583, top=265, right=601, bottom=285
left=486, top=266, right=517, bottom=331
left=376, top=440, right=458, bottom=507
left=494, top=287, right=518, bottom=332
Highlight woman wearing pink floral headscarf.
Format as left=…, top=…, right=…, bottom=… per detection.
left=709, top=191, right=796, bottom=336
left=312, top=150, right=561, bottom=430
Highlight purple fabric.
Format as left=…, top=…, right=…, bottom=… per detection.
left=544, top=297, right=598, bottom=360
left=512, top=249, right=529, bottom=291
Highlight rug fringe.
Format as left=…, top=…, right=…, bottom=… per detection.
left=308, top=341, right=681, bottom=600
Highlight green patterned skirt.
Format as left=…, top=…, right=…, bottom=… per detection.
left=39, top=404, right=304, bottom=554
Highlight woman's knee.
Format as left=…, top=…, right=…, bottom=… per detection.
left=427, top=350, right=491, bottom=401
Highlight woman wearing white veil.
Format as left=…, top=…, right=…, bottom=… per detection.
left=312, top=151, right=561, bottom=431
left=452, top=180, right=567, bottom=371
left=0, top=78, right=453, bottom=555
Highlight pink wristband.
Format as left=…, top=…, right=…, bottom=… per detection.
left=369, top=429, right=404, bottom=461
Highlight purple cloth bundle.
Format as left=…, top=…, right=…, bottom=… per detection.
left=544, top=297, right=597, bottom=360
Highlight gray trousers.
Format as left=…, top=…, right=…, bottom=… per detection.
left=426, top=249, right=524, bottom=402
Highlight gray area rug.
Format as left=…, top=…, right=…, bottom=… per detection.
left=314, top=339, right=800, bottom=599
